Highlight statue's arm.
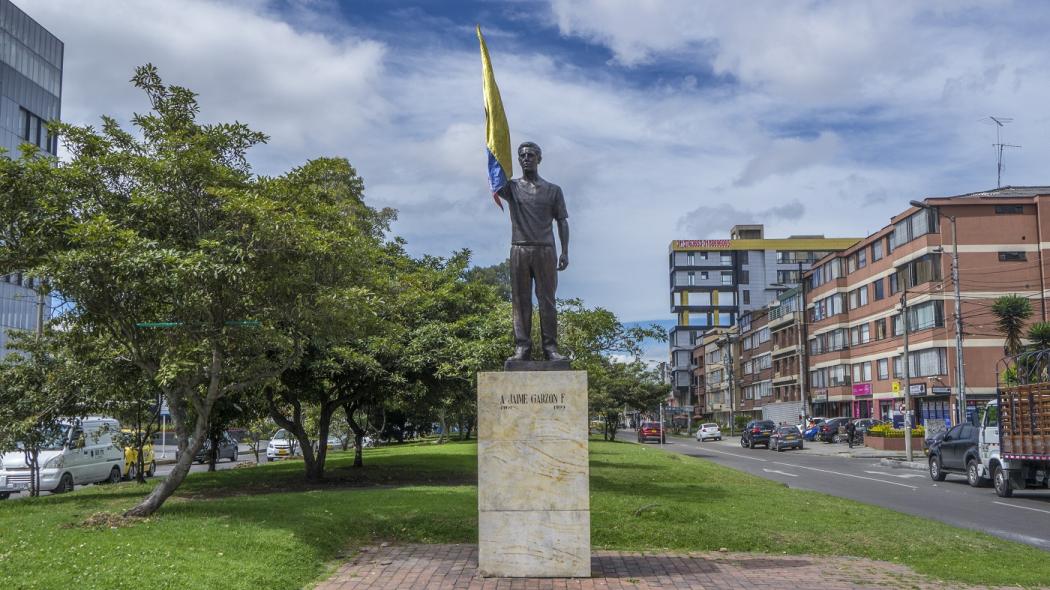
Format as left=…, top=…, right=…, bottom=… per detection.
left=557, top=218, right=569, bottom=271
left=496, top=183, right=513, bottom=201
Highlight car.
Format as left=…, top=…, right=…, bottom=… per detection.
left=636, top=422, right=666, bottom=444
left=121, top=430, right=157, bottom=480
left=802, top=418, right=825, bottom=441
left=770, top=426, right=804, bottom=451
left=740, top=420, right=775, bottom=448
left=852, top=418, right=883, bottom=436
left=695, top=423, right=722, bottom=442
left=266, top=428, right=301, bottom=461
left=177, top=431, right=239, bottom=464
left=928, top=423, right=985, bottom=486
left=818, top=417, right=853, bottom=443
left=0, top=418, right=124, bottom=498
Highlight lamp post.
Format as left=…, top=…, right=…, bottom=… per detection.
left=910, top=200, right=966, bottom=424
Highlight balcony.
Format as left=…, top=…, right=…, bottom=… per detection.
left=768, top=311, right=796, bottom=330
left=772, top=373, right=798, bottom=385
left=771, top=343, right=797, bottom=358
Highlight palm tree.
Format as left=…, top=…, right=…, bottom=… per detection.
left=991, top=294, right=1033, bottom=356
left=1028, top=322, right=1050, bottom=351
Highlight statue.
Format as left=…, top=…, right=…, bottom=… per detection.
left=496, top=142, right=569, bottom=366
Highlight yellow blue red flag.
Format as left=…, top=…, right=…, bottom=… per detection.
left=477, top=25, right=511, bottom=210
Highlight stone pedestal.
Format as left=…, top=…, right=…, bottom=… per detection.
left=477, top=370, right=590, bottom=578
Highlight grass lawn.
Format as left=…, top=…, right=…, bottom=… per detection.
left=0, top=439, right=1047, bottom=589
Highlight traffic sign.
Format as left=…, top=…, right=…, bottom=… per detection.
left=892, top=381, right=900, bottom=393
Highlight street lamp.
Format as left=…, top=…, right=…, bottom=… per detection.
left=909, top=199, right=966, bottom=424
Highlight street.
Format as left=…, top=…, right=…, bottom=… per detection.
left=3, top=445, right=262, bottom=501
left=639, top=432, right=1050, bottom=551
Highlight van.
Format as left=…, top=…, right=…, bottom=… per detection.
left=0, top=417, right=124, bottom=498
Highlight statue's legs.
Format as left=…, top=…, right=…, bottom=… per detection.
left=531, top=246, right=560, bottom=358
left=509, top=245, right=534, bottom=357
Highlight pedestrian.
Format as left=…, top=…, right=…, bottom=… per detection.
left=845, top=419, right=857, bottom=449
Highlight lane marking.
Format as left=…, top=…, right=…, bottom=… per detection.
left=863, top=470, right=926, bottom=479
left=773, top=461, right=918, bottom=489
left=762, top=468, right=798, bottom=477
left=993, top=501, right=1050, bottom=516
left=693, top=444, right=769, bottom=462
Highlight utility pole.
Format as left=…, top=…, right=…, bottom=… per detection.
left=911, top=200, right=966, bottom=425
left=901, top=283, right=913, bottom=462
left=796, top=261, right=808, bottom=423
left=724, top=335, right=735, bottom=436
left=659, top=403, right=665, bottom=447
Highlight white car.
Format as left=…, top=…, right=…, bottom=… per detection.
left=266, top=429, right=301, bottom=462
left=695, top=423, right=723, bottom=442
left=0, top=417, right=124, bottom=498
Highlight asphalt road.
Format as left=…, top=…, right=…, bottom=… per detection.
left=640, top=433, right=1050, bottom=551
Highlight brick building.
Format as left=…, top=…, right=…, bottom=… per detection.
left=737, top=308, right=771, bottom=419
left=804, top=186, right=1050, bottom=424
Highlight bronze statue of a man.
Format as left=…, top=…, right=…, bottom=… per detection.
left=496, top=142, right=569, bottom=363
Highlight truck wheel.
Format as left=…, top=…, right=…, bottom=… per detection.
left=53, top=473, right=74, bottom=494
left=967, top=460, right=985, bottom=488
left=104, top=466, right=122, bottom=484
left=146, top=461, right=156, bottom=477
left=929, top=455, right=947, bottom=481
left=993, top=465, right=1013, bottom=498
left=0, top=492, right=9, bottom=500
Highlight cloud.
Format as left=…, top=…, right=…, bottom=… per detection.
left=734, top=133, right=841, bottom=186
left=677, top=200, right=806, bottom=238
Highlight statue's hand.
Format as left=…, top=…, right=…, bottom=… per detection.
left=557, top=253, right=569, bottom=271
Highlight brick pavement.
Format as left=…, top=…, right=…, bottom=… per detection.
left=316, top=543, right=987, bottom=590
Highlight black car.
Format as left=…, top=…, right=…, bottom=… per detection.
left=769, top=426, right=804, bottom=451
left=177, top=431, right=239, bottom=464
left=741, top=420, right=775, bottom=449
left=928, top=423, right=985, bottom=486
left=818, top=417, right=853, bottom=443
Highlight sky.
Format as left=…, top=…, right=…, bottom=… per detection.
left=22, top=0, right=1050, bottom=332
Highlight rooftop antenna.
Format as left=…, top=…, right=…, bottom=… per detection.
left=987, top=116, right=1020, bottom=188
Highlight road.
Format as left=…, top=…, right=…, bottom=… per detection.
left=3, top=445, right=261, bottom=500
left=642, top=433, right=1050, bottom=551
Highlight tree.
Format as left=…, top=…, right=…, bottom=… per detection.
left=1027, top=322, right=1050, bottom=351
left=0, top=331, right=87, bottom=497
left=0, top=65, right=377, bottom=515
left=992, top=295, right=1033, bottom=356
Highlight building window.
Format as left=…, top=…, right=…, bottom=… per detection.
left=720, top=253, right=733, bottom=266
left=998, top=251, right=1027, bottom=262
left=739, top=251, right=748, bottom=264
left=687, top=252, right=695, bottom=266
left=873, top=278, right=884, bottom=300
left=742, top=290, right=750, bottom=305
left=871, top=240, right=883, bottom=262
left=889, top=272, right=899, bottom=295
left=687, top=272, right=695, bottom=286
left=874, top=318, right=887, bottom=340
left=995, top=205, right=1024, bottom=214
left=739, top=270, right=750, bottom=284
left=721, top=271, right=733, bottom=285
left=850, top=323, right=870, bottom=346
left=848, top=286, right=868, bottom=310
left=852, top=362, right=872, bottom=383
left=877, top=358, right=889, bottom=380
left=888, top=209, right=938, bottom=251
left=776, top=269, right=800, bottom=284
left=857, top=249, right=867, bottom=269
left=20, top=107, right=31, bottom=141
left=700, top=271, right=709, bottom=280
left=893, top=301, right=944, bottom=335
left=909, top=348, right=947, bottom=377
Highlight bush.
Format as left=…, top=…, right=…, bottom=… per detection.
left=867, top=424, right=925, bottom=438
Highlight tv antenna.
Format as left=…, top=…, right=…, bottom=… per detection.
left=987, top=116, right=1020, bottom=188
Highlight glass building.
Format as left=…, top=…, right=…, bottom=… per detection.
left=0, top=0, right=62, bottom=357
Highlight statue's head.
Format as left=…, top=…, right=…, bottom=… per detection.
left=518, top=142, right=541, bottom=173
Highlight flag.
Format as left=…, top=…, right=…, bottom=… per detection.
left=477, top=25, right=512, bottom=211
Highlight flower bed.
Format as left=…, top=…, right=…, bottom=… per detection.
left=866, top=435, right=926, bottom=451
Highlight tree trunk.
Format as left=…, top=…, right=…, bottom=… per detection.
left=464, top=417, right=474, bottom=441
left=124, top=393, right=210, bottom=517
left=438, top=408, right=447, bottom=444
left=267, top=395, right=318, bottom=481
left=344, top=402, right=365, bottom=468
left=207, top=430, right=220, bottom=472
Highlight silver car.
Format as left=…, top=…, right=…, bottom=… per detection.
left=695, top=423, right=722, bottom=442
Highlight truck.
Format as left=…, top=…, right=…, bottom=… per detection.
left=975, top=351, right=1050, bottom=497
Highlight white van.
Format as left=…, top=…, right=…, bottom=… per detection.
left=0, top=417, right=124, bottom=498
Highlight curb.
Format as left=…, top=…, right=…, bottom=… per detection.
left=879, top=457, right=927, bottom=471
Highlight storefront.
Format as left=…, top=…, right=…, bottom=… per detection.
left=851, top=383, right=873, bottom=418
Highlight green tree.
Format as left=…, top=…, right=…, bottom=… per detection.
left=992, top=294, right=1033, bottom=356
left=1027, top=322, right=1050, bottom=351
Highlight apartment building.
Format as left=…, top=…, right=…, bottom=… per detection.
left=699, top=327, right=736, bottom=423
left=803, top=186, right=1050, bottom=424
left=736, top=308, right=771, bottom=419
left=668, top=225, right=857, bottom=406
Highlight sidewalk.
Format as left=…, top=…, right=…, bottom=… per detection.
left=317, top=544, right=991, bottom=590
left=673, top=432, right=910, bottom=460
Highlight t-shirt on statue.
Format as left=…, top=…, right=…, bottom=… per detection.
left=501, top=178, right=569, bottom=247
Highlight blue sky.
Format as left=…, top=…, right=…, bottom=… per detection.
left=25, top=0, right=1050, bottom=334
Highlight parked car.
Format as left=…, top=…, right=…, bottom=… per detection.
left=695, top=423, right=722, bottom=442
left=0, top=417, right=124, bottom=498
left=740, top=420, right=775, bottom=449
left=121, top=429, right=156, bottom=480
left=818, top=417, right=853, bottom=443
left=928, top=423, right=983, bottom=485
left=178, top=431, right=239, bottom=464
left=852, top=418, right=883, bottom=435
left=802, top=418, right=825, bottom=441
left=636, top=422, right=666, bottom=444
left=266, top=428, right=301, bottom=461
left=770, top=426, right=804, bottom=451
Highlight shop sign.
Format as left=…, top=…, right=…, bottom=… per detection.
left=851, top=383, right=872, bottom=397
left=811, top=389, right=828, bottom=402
left=931, top=386, right=951, bottom=395
left=908, top=383, right=927, bottom=396
left=676, top=239, right=733, bottom=250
